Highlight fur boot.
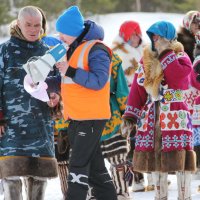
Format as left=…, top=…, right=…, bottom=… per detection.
left=24, top=177, right=47, bottom=200
left=110, top=163, right=130, bottom=199
left=2, top=177, right=23, bottom=200
left=146, top=173, right=155, bottom=191
left=57, top=161, right=68, bottom=199
left=152, top=172, right=168, bottom=200
left=176, top=171, right=192, bottom=200
left=0, top=180, right=3, bottom=195
left=131, top=171, right=145, bottom=192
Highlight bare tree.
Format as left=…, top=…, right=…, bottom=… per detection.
left=136, top=0, right=141, bottom=11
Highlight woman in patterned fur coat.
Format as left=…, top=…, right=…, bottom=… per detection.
left=178, top=10, right=200, bottom=192
left=111, top=20, right=156, bottom=193
left=122, top=21, right=196, bottom=200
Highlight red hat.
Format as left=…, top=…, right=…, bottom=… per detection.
left=119, top=20, right=142, bottom=42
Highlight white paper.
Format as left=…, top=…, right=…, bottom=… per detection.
left=24, top=74, right=50, bottom=102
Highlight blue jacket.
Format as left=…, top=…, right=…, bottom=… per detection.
left=0, top=37, right=54, bottom=158
left=46, top=20, right=111, bottom=92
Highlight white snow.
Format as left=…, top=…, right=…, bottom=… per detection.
left=0, top=12, right=200, bottom=200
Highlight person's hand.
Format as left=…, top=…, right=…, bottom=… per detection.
left=47, top=93, right=60, bottom=107
left=121, top=118, right=136, bottom=138
left=155, top=37, right=171, bottom=55
left=55, top=61, right=69, bottom=76
left=0, top=125, right=5, bottom=137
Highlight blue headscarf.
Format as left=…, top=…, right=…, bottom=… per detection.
left=146, top=21, right=176, bottom=51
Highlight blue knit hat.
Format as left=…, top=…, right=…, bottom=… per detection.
left=146, top=21, right=176, bottom=41
left=56, top=6, right=85, bottom=37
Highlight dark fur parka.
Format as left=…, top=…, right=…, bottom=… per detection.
left=177, top=27, right=196, bottom=62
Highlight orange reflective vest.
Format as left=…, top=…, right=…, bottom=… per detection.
left=61, top=40, right=112, bottom=120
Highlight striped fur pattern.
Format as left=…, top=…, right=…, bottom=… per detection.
left=57, top=161, right=69, bottom=199
left=101, top=132, right=128, bottom=158
left=108, top=154, right=129, bottom=196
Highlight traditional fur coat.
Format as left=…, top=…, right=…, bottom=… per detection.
left=0, top=22, right=58, bottom=178
left=177, top=27, right=196, bottom=62
left=123, top=41, right=196, bottom=172
left=111, top=35, right=143, bottom=87
left=178, top=27, right=200, bottom=167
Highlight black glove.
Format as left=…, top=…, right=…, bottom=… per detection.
left=194, top=58, right=200, bottom=74
left=57, top=129, right=69, bottom=154
left=196, top=74, right=200, bottom=82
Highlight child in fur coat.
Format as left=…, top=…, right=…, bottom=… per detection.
left=111, top=21, right=154, bottom=194
left=122, top=21, right=196, bottom=200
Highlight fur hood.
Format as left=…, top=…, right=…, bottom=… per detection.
left=143, top=41, right=184, bottom=99
left=177, top=27, right=195, bottom=62
left=111, top=35, right=144, bottom=86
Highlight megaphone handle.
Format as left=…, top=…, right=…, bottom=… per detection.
left=27, top=63, right=37, bottom=85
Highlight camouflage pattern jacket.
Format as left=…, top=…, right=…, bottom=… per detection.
left=0, top=36, right=57, bottom=178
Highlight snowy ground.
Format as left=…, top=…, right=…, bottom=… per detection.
left=0, top=11, right=200, bottom=199
left=0, top=173, right=199, bottom=200
left=44, top=172, right=200, bottom=200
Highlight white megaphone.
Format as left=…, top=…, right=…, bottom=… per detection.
left=23, top=43, right=67, bottom=83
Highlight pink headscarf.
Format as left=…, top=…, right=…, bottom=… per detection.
left=183, top=10, right=200, bottom=32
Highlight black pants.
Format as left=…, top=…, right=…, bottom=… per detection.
left=66, top=120, right=117, bottom=200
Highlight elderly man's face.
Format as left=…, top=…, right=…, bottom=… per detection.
left=18, top=14, right=42, bottom=42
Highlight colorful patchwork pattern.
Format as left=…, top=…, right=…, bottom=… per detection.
left=162, top=131, right=193, bottom=150
left=161, top=89, right=184, bottom=103
left=160, top=106, right=192, bottom=131
left=136, top=64, right=145, bottom=86
left=135, top=103, right=154, bottom=151
left=135, top=94, right=193, bottom=151
left=160, top=52, right=176, bottom=70
left=125, top=105, right=141, bottom=118
left=184, top=87, right=200, bottom=112
left=193, top=127, right=200, bottom=146
left=192, top=105, right=200, bottom=125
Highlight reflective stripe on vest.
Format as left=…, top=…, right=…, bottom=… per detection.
left=61, top=40, right=112, bottom=120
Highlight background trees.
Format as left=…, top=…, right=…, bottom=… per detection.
left=0, top=0, right=199, bottom=36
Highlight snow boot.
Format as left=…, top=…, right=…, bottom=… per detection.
left=132, top=171, right=145, bottom=192
left=2, top=177, right=23, bottom=200
left=146, top=173, right=155, bottom=191
left=117, top=193, right=132, bottom=200
left=0, top=179, right=3, bottom=195
left=152, top=172, right=168, bottom=200
left=110, top=163, right=130, bottom=197
left=24, top=176, right=47, bottom=200
left=176, top=171, right=192, bottom=200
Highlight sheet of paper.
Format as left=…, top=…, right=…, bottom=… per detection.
left=24, top=75, right=50, bottom=102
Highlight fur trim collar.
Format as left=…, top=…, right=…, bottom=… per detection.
left=111, top=35, right=131, bottom=53
left=143, top=41, right=184, bottom=99
left=10, top=20, right=27, bottom=41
